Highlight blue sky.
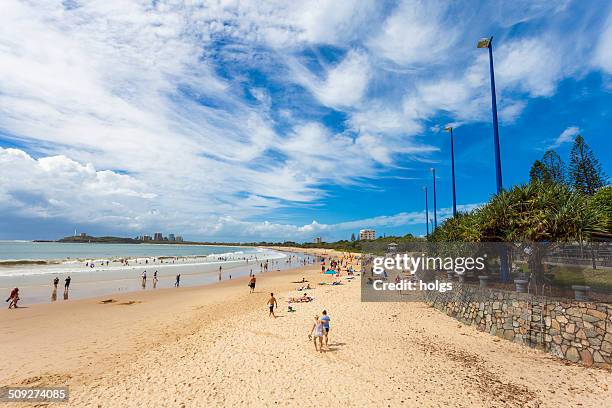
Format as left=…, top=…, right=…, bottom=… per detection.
left=0, top=0, right=611, bottom=242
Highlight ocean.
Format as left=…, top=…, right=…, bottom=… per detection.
left=0, top=241, right=260, bottom=262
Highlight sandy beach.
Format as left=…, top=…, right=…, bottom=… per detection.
left=1, top=249, right=610, bottom=407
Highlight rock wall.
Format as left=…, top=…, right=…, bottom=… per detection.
left=425, top=284, right=611, bottom=368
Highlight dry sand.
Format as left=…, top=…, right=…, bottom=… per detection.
left=0, top=249, right=610, bottom=407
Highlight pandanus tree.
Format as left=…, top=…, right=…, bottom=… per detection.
left=431, top=182, right=606, bottom=283
left=589, top=186, right=612, bottom=233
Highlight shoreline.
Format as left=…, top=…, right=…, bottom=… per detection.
left=0, top=250, right=311, bottom=306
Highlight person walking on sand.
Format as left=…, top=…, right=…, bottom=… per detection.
left=175, top=274, right=181, bottom=287
left=320, top=310, right=331, bottom=349
left=6, top=287, right=19, bottom=309
left=249, top=276, right=256, bottom=293
left=153, top=271, right=158, bottom=288
left=141, top=270, right=147, bottom=288
left=308, top=315, right=324, bottom=352
left=218, top=265, right=222, bottom=281
left=64, top=276, right=71, bottom=290
left=267, top=293, right=278, bottom=318
left=53, top=276, right=59, bottom=289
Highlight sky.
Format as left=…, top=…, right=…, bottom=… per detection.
left=0, top=0, right=611, bottom=242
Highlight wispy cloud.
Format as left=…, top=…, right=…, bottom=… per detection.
left=551, top=126, right=580, bottom=148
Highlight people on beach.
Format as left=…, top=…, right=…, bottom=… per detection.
left=175, top=274, right=181, bottom=287
left=141, top=270, right=147, bottom=288
left=320, top=310, right=330, bottom=348
left=6, top=287, right=19, bottom=309
left=309, top=315, right=325, bottom=352
left=64, top=276, right=71, bottom=290
left=249, top=276, right=256, bottom=293
left=153, top=271, right=158, bottom=288
left=267, top=293, right=278, bottom=318
left=53, top=276, right=59, bottom=289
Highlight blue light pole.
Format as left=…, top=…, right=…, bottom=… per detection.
left=444, top=126, right=457, bottom=217
left=478, top=37, right=509, bottom=282
left=431, top=168, right=437, bottom=229
left=423, top=186, right=429, bottom=237
left=477, top=36, right=503, bottom=194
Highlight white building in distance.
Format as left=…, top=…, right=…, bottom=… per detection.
left=359, top=229, right=376, bottom=241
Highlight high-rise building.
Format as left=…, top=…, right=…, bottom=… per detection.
left=142, top=235, right=152, bottom=241
left=175, top=235, right=183, bottom=242
left=153, top=232, right=163, bottom=241
left=313, top=237, right=322, bottom=244
left=359, top=229, right=376, bottom=241
left=168, top=234, right=175, bottom=241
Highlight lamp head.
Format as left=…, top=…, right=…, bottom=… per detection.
left=477, top=37, right=492, bottom=49
left=444, top=126, right=453, bottom=132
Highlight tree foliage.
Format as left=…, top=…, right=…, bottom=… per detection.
left=541, top=150, right=565, bottom=184
left=590, top=186, right=612, bottom=232
left=529, top=160, right=549, bottom=183
left=569, top=135, right=608, bottom=195
left=431, top=182, right=607, bottom=243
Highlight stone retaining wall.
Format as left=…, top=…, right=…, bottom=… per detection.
left=424, top=284, right=611, bottom=368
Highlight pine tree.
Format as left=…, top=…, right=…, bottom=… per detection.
left=569, top=135, right=608, bottom=195
left=350, top=233, right=356, bottom=242
left=529, top=160, right=549, bottom=183
left=541, top=150, right=566, bottom=184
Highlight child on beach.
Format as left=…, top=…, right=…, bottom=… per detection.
left=6, top=287, right=19, bottom=309
left=308, top=315, right=325, bottom=352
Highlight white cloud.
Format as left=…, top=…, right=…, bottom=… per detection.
left=186, top=203, right=484, bottom=242
left=289, top=50, right=371, bottom=109
left=367, top=0, right=457, bottom=66
left=495, top=38, right=563, bottom=97
left=593, top=11, right=612, bottom=74
left=551, top=126, right=580, bottom=148
left=0, top=148, right=155, bottom=224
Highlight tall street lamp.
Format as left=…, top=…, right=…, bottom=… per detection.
left=444, top=126, right=458, bottom=217
left=430, top=168, right=437, bottom=229
left=478, top=36, right=510, bottom=282
left=423, top=186, right=429, bottom=238
left=477, top=36, right=503, bottom=194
